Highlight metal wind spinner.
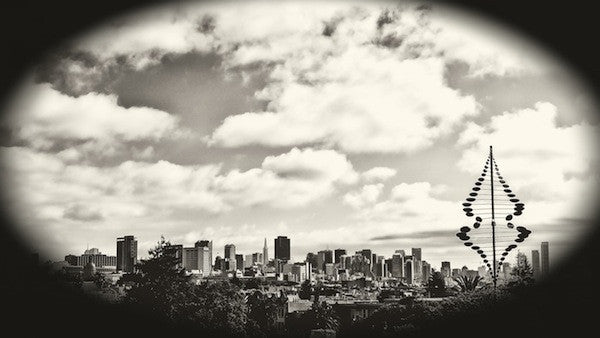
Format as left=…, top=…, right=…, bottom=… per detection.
left=456, top=146, right=532, bottom=288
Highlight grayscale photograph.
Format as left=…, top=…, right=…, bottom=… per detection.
left=0, top=0, right=598, bottom=337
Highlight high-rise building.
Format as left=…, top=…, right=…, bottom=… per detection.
left=411, top=248, right=422, bottom=261
left=421, top=260, right=431, bottom=282
left=411, top=248, right=422, bottom=282
left=404, top=255, right=414, bottom=284
left=391, top=253, right=404, bottom=278
left=235, top=254, right=244, bottom=272
left=317, top=250, right=333, bottom=272
left=531, top=250, right=541, bottom=279
left=441, top=261, right=451, bottom=278
left=263, top=238, right=269, bottom=266
left=195, top=240, right=213, bottom=271
left=274, top=236, right=291, bottom=261
left=541, top=242, right=549, bottom=276
left=224, top=244, right=236, bottom=271
left=116, top=235, right=137, bottom=273
left=334, top=249, right=346, bottom=264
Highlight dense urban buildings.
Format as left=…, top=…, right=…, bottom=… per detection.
left=116, top=235, right=137, bottom=273
left=61, top=234, right=550, bottom=290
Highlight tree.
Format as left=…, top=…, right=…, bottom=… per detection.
left=298, top=280, right=312, bottom=300
left=509, top=252, right=534, bottom=287
left=123, top=236, right=248, bottom=335
left=246, top=290, right=288, bottom=336
left=123, top=236, right=192, bottom=320
left=453, top=275, right=482, bottom=292
left=93, top=272, right=110, bottom=290
left=306, top=299, right=340, bottom=331
left=426, top=271, right=447, bottom=297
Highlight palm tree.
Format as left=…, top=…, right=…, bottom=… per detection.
left=453, top=275, right=482, bottom=292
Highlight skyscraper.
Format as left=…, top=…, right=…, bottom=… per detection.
left=235, top=254, right=244, bottom=272
left=441, top=261, right=451, bottom=278
left=195, top=240, right=213, bottom=271
left=263, top=238, right=269, bottom=266
left=116, top=235, right=137, bottom=273
left=224, top=244, right=236, bottom=271
left=541, top=242, right=550, bottom=276
left=317, top=250, right=333, bottom=272
left=531, top=249, right=541, bottom=280
left=334, top=249, right=346, bottom=264
left=411, top=248, right=422, bottom=282
left=274, top=236, right=291, bottom=261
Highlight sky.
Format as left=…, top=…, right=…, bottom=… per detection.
left=0, top=0, right=598, bottom=271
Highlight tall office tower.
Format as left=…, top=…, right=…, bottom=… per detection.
left=404, top=255, right=414, bottom=284
left=541, top=242, right=549, bottom=276
left=235, top=254, right=244, bottom=272
left=395, top=249, right=406, bottom=257
left=116, top=235, right=137, bottom=273
left=334, top=249, right=346, bottom=264
left=317, top=250, right=333, bottom=272
left=196, top=240, right=213, bottom=270
left=306, top=252, right=318, bottom=269
left=224, top=244, right=236, bottom=271
left=391, top=253, right=404, bottom=278
left=421, top=261, right=431, bottom=282
left=411, top=248, right=422, bottom=281
left=198, top=246, right=211, bottom=276
left=263, top=238, right=269, bottom=266
left=339, top=254, right=348, bottom=269
left=411, top=248, right=422, bottom=261
left=441, top=261, right=451, bottom=278
left=274, top=236, right=291, bottom=261
left=214, top=256, right=224, bottom=271
left=531, top=250, right=541, bottom=279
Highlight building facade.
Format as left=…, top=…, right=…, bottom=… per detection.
left=116, top=235, right=137, bottom=273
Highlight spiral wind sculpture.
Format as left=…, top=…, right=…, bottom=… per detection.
left=457, top=146, right=531, bottom=288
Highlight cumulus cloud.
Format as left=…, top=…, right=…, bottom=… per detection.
left=1, top=146, right=358, bottom=230
left=457, top=102, right=600, bottom=223
left=5, top=82, right=182, bottom=158
left=361, top=167, right=397, bottom=182
left=344, top=183, right=384, bottom=209
left=216, top=147, right=358, bottom=208
left=34, top=2, right=545, bottom=154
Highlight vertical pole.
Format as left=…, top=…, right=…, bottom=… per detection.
left=490, top=145, right=497, bottom=289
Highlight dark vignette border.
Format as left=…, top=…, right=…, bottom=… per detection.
left=0, top=0, right=598, bottom=336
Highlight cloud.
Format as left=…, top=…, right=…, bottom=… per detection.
left=217, top=147, right=358, bottom=208
left=33, top=2, right=546, bottom=154
left=361, top=167, right=397, bottom=182
left=5, top=82, right=183, bottom=158
left=457, top=102, right=600, bottom=223
left=344, top=183, right=384, bottom=209
left=63, top=204, right=104, bottom=222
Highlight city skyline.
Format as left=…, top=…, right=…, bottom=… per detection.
left=60, top=233, right=551, bottom=275
left=1, top=1, right=597, bottom=272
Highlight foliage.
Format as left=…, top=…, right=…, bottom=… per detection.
left=123, top=236, right=248, bottom=336
left=298, top=280, right=312, bottom=300
left=509, top=252, right=535, bottom=287
left=246, top=290, right=288, bottom=337
left=453, top=274, right=482, bottom=292
left=348, top=287, right=511, bottom=337
left=93, top=272, right=110, bottom=289
left=306, top=299, right=340, bottom=331
left=426, top=271, right=448, bottom=297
